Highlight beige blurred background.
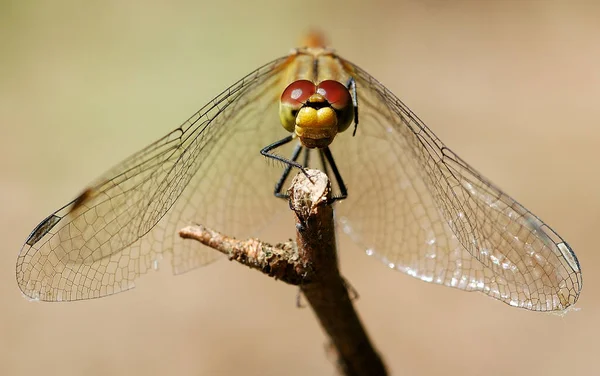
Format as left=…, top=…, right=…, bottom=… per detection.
left=1, top=1, right=599, bottom=375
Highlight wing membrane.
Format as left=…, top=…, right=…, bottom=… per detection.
left=333, top=59, right=581, bottom=311
left=16, top=56, right=293, bottom=301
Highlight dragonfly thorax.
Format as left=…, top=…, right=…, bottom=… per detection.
left=279, top=80, right=354, bottom=149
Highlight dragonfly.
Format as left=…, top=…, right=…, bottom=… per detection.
left=16, top=34, right=582, bottom=311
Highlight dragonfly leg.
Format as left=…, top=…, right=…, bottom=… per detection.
left=271, top=141, right=304, bottom=199
left=346, top=77, right=359, bottom=136
left=303, top=145, right=311, bottom=169
left=318, top=148, right=330, bottom=177
left=260, top=134, right=305, bottom=170
left=322, top=147, right=348, bottom=202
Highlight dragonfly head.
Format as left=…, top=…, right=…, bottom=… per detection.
left=279, top=80, right=354, bottom=149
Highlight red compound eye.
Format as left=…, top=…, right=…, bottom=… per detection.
left=316, top=80, right=351, bottom=110
left=280, top=80, right=316, bottom=107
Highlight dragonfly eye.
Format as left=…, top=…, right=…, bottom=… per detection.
left=279, top=80, right=316, bottom=133
left=317, top=80, right=354, bottom=133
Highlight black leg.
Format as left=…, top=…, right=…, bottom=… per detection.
left=318, top=149, right=330, bottom=177
left=260, top=135, right=305, bottom=171
left=346, top=77, right=359, bottom=136
left=322, top=147, right=348, bottom=202
left=263, top=137, right=347, bottom=202
left=302, top=146, right=311, bottom=169
left=273, top=141, right=304, bottom=199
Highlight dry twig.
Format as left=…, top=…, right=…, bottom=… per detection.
left=179, top=169, right=387, bottom=376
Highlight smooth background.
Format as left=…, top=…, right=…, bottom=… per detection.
left=1, top=1, right=598, bottom=375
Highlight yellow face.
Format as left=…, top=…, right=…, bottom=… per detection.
left=279, top=80, right=354, bottom=148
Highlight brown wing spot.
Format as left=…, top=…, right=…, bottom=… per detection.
left=70, top=187, right=94, bottom=213
left=26, top=214, right=61, bottom=246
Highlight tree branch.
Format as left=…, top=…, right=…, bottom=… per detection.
left=179, top=225, right=311, bottom=286
left=179, top=169, right=387, bottom=376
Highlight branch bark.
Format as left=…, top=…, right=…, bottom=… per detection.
left=179, top=169, right=387, bottom=376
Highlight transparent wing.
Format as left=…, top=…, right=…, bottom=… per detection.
left=16, top=55, right=297, bottom=301
left=332, top=59, right=582, bottom=311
